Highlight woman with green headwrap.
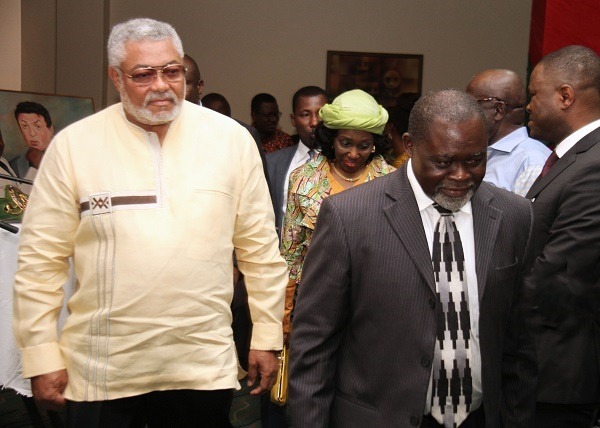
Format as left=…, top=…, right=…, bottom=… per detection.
left=281, top=89, right=395, bottom=340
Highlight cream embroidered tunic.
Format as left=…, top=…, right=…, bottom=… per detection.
left=13, top=102, right=287, bottom=401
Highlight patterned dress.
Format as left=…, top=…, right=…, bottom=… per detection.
left=281, top=154, right=395, bottom=333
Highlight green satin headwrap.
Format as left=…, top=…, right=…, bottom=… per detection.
left=319, top=89, right=388, bottom=135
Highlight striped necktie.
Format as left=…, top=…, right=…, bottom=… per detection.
left=430, top=203, right=472, bottom=428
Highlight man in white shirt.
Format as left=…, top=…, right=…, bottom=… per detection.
left=289, top=89, right=536, bottom=427
left=266, top=86, right=327, bottom=236
left=525, top=44, right=600, bottom=428
left=466, top=69, right=550, bottom=196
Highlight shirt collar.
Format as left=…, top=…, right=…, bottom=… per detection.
left=488, top=127, right=528, bottom=153
left=296, top=140, right=312, bottom=156
left=406, top=159, right=472, bottom=216
left=555, top=118, right=600, bottom=158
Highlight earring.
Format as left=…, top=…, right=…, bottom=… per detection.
left=371, top=146, right=376, bottom=153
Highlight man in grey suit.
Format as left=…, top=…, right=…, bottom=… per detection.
left=525, top=45, right=600, bottom=428
left=266, top=86, right=327, bottom=236
left=289, top=89, right=537, bottom=427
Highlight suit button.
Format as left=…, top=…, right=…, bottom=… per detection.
left=410, top=416, right=420, bottom=426
left=429, top=298, right=436, bottom=309
left=421, top=357, right=430, bottom=367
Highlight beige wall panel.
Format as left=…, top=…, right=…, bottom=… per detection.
left=20, top=0, right=56, bottom=94
left=100, top=1, right=531, bottom=134
left=0, top=0, right=21, bottom=91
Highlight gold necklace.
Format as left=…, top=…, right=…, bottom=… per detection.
left=331, top=163, right=363, bottom=182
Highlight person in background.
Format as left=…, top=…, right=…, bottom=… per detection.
left=13, top=17, right=287, bottom=427
left=383, top=92, right=419, bottom=168
left=281, top=89, right=394, bottom=343
left=266, top=86, right=328, bottom=237
left=466, top=69, right=550, bottom=196
left=288, top=89, right=537, bottom=427
left=202, top=93, right=232, bottom=117
left=525, top=45, right=600, bottom=428
left=251, top=93, right=294, bottom=153
left=183, top=53, right=204, bottom=105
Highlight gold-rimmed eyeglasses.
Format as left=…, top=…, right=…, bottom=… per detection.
left=119, top=64, right=187, bottom=86
left=476, top=97, right=508, bottom=107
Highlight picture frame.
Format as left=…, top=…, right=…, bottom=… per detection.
left=326, top=51, right=423, bottom=109
left=0, top=89, right=95, bottom=171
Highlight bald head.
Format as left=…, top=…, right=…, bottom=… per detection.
left=466, top=69, right=526, bottom=144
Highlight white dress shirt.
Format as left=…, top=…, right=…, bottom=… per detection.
left=555, top=118, right=600, bottom=158
left=280, top=141, right=314, bottom=221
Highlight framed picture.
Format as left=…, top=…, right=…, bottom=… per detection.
left=0, top=89, right=95, bottom=178
left=326, top=51, right=423, bottom=109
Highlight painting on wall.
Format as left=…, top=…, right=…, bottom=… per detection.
left=326, top=51, right=423, bottom=110
left=0, top=90, right=95, bottom=182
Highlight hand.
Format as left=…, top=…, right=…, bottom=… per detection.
left=246, top=350, right=279, bottom=396
left=26, top=147, right=44, bottom=169
left=31, top=369, right=68, bottom=411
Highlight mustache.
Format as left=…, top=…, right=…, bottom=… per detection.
left=145, top=91, right=177, bottom=104
left=436, top=182, right=475, bottom=191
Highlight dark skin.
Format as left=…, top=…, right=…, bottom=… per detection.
left=466, top=69, right=527, bottom=145
left=403, top=116, right=488, bottom=200
left=525, top=63, right=600, bottom=145
left=251, top=102, right=280, bottom=141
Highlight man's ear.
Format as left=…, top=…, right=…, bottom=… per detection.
left=493, top=101, right=507, bottom=121
left=108, top=67, right=121, bottom=92
left=558, top=84, right=575, bottom=109
left=403, top=132, right=414, bottom=157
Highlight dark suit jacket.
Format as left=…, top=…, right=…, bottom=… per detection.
left=525, top=126, right=600, bottom=404
left=289, top=166, right=537, bottom=428
left=266, top=144, right=300, bottom=236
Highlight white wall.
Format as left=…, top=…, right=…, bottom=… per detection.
left=0, top=0, right=21, bottom=91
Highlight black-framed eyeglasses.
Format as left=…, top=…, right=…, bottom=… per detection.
left=476, top=97, right=508, bottom=107
left=119, top=64, right=187, bottom=86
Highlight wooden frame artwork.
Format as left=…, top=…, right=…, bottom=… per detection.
left=326, top=50, right=423, bottom=109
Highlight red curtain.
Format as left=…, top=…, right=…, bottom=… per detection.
left=529, top=0, right=600, bottom=67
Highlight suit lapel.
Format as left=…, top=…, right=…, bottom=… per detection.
left=527, top=126, right=600, bottom=199
left=526, top=151, right=575, bottom=199
left=471, top=184, right=501, bottom=301
left=383, top=167, right=436, bottom=293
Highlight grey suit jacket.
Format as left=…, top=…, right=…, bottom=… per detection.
left=289, top=166, right=537, bottom=427
left=266, top=144, right=299, bottom=236
left=525, top=126, right=600, bottom=403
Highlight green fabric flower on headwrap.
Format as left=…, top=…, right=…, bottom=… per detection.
left=319, top=89, right=388, bottom=135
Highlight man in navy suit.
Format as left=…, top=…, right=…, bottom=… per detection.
left=266, top=86, right=327, bottom=237
left=289, top=89, right=537, bottom=427
left=525, top=45, right=600, bottom=428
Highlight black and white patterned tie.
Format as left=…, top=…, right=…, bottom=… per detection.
left=430, top=203, right=472, bottom=428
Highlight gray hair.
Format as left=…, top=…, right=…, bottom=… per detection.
left=408, top=89, right=487, bottom=144
left=538, top=45, right=600, bottom=95
left=107, top=18, right=184, bottom=67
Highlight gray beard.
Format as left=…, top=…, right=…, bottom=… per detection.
left=120, top=85, right=182, bottom=126
left=432, top=188, right=474, bottom=212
